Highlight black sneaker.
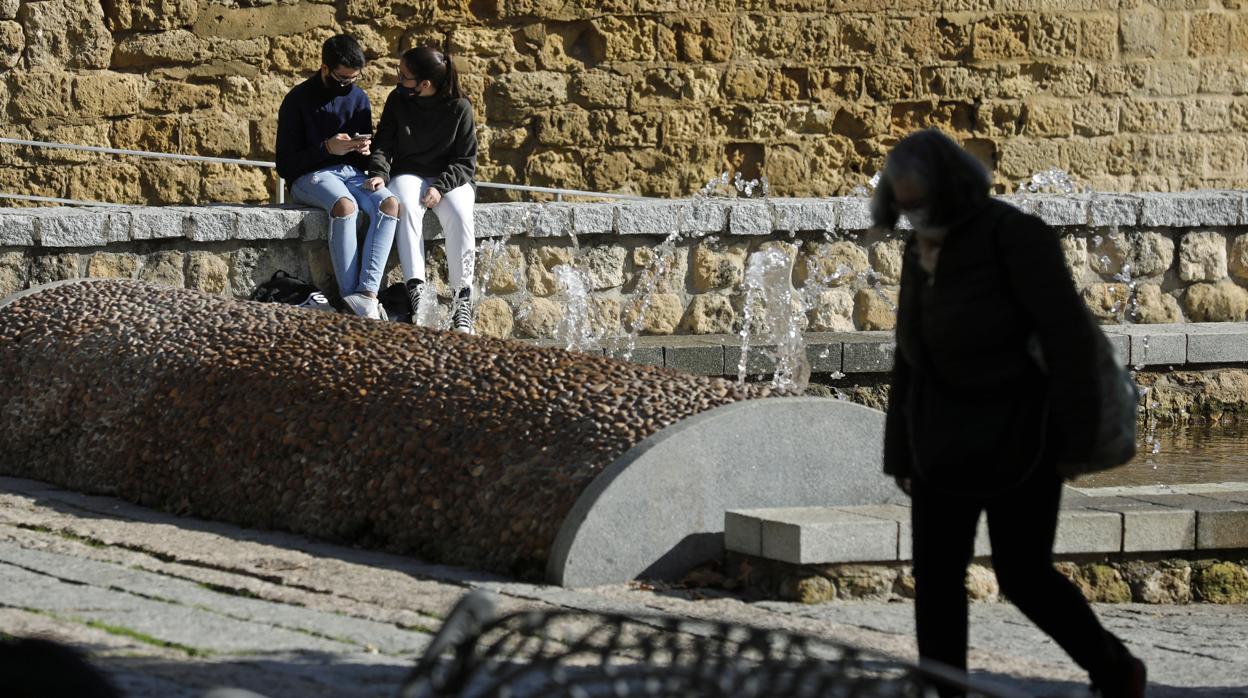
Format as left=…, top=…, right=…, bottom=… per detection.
left=405, top=278, right=424, bottom=325
left=451, top=288, right=473, bottom=334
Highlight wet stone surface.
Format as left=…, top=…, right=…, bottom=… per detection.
left=0, top=280, right=772, bottom=578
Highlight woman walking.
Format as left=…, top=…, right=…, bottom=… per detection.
left=875, top=129, right=1146, bottom=698
left=365, top=46, right=478, bottom=332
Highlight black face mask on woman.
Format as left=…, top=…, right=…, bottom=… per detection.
left=397, top=83, right=418, bottom=97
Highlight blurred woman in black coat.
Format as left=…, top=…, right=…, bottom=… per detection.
left=875, top=129, right=1145, bottom=698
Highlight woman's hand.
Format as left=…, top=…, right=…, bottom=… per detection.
left=363, top=176, right=385, bottom=192
left=421, top=187, right=442, bottom=209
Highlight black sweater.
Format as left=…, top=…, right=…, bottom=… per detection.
left=367, top=92, right=477, bottom=193
left=275, top=75, right=373, bottom=182
left=883, top=199, right=1102, bottom=487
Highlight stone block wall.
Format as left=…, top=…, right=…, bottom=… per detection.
left=3, top=1, right=1248, bottom=204
left=3, top=192, right=1248, bottom=340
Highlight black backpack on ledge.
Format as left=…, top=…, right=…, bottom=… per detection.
left=249, top=270, right=336, bottom=313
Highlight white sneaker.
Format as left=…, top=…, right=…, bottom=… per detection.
left=342, top=293, right=382, bottom=320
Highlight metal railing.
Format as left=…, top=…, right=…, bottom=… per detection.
left=0, top=137, right=653, bottom=207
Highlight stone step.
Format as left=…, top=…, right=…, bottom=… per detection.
left=725, top=482, right=1248, bottom=565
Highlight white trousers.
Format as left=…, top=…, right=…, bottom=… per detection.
left=389, top=175, right=476, bottom=291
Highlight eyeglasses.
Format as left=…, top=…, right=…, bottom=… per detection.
left=328, top=70, right=362, bottom=87
left=397, top=70, right=419, bottom=86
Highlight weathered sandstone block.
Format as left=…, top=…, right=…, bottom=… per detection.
left=1134, top=284, right=1184, bottom=324
left=86, top=252, right=140, bottom=280
left=691, top=242, right=748, bottom=292
left=1180, top=231, right=1229, bottom=282
left=679, top=294, right=734, bottom=335
left=475, top=297, right=514, bottom=339
left=526, top=246, right=575, bottom=297
left=185, top=251, right=229, bottom=294
left=1184, top=281, right=1248, bottom=322
left=808, top=288, right=855, bottom=332
left=1132, top=231, right=1175, bottom=277
left=515, top=296, right=562, bottom=338
left=853, top=287, right=898, bottom=331
left=624, top=293, right=681, bottom=335
left=796, top=241, right=869, bottom=287
left=1228, top=234, right=1248, bottom=283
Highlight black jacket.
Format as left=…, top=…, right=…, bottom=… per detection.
left=883, top=199, right=1101, bottom=491
left=367, top=93, right=477, bottom=193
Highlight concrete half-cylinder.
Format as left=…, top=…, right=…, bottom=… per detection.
left=550, top=397, right=895, bottom=587
left=0, top=280, right=895, bottom=586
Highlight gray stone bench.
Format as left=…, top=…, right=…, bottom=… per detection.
left=725, top=482, right=1248, bottom=565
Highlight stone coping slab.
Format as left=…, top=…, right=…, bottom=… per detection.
left=725, top=482, right=1248, bottom=565
left=4, top=190, right=1248, bottom=247
left=545, top=324, right=1248, bottom=376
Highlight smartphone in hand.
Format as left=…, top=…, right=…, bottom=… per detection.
left=350, top=133, right=372, bottom=142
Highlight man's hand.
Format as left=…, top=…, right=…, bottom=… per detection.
left=895, top=476, right=912, bottom=496
left=421, top=187, right=442, bottom=209
left=324, top=134, right=356, bottom=156
left=325, top=134, right=370, bottom=156
left=363, top=176, right=385, bottom=191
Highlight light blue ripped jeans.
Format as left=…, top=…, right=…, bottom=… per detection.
left=291, top=164, right=398, bottom=297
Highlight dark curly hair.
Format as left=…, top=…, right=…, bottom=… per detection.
left=870, top=129, right=991, bottom=230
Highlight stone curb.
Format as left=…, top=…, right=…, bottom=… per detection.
left=725, top=482, right=1248, bottom=565
left=580, top=323, right=1246, bottom=376
left=5, top=191, right=1248, bottom=247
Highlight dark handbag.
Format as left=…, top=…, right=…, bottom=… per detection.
left=1053, top=318, right=1139, bottom=478
left=986, top=218, right=1139, bottom=478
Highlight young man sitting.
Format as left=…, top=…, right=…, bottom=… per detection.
left=276, top=34, right=398, bottom=319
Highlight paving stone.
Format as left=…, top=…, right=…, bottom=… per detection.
left=1186, top=323, right=1248, bottom=363
left=181, top=206, right=239, bottom=242
left=1114, top=325, right=1187, bottom=366
left=529, top=203, right=573, bottom=238
left=1030, top=194, right=1089, bottom=226
left=832, top=504, right=911, bottom=562
left=0, top=211, right=36, bottom=246
left=805, top=336, right=843, bottom=373
left=664, top=341, right=724, bottom=375
left=0, top=560, right=356, bottom=655
left=1123, top=493, right=1248, bottom=550
left=1103, top=331, right=1130, bottom=366
left=616, top=201, right=726, bottom=236
left=234, top=206, right=303, bottom=241
left=771, top=199, right=837, bottom=233
left=104, top=210, right=131, bottom=244
left=727, top=201, right=771, bottom=236
left=840, top=334, right=895, bottom=373
left=129, top=207, right=188, bottom=241
left=724, top=342, right=778, bottom=376
left=298, top=207, right=329, bottom=241
left=756, top=507, right=898, bottom=565
left=571, top=203, right=615, bottom=235
left=0, top=542, right=428, bottom=655
left=1088, top=193, right=1142, bottom=227
left=1075, top=496, right=1196, bottom=552
left=474, top=202, right=533, bottom=238
left=834, top=197, right=873, bottom=230
left=1139, top=191, right=1241, bottom=227
left=1053, top=509, right=1122, bottom=554
left=37, top=209, right=109, bottom=247
left=724, top=510, right=764, bottom=557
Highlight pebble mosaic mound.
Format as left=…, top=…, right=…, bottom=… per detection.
left=0, top=280, right=774, bottom=579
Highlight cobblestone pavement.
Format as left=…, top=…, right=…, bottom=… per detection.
left=1, top=476, right=1245, bottom=698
